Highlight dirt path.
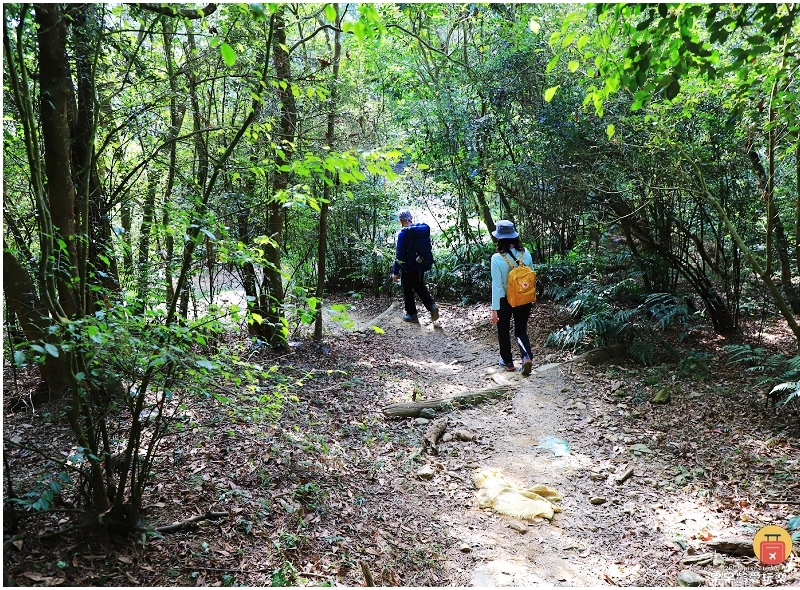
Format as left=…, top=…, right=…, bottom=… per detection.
left=369, top=303, right=616, bottom=585
left=359, top=300, right=785, bottom=587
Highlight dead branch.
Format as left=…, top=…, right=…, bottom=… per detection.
left=382, top=384, right=516, bottom=418
left=355, top=301, right=398, bottom=333
left=361, top=561, right=375, bottom=587
left=150, top=510, right=228, bottom=533
left=423, top=418, right=447, bottom=454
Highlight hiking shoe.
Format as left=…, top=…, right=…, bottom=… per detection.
left=430, top=304, right=439, bottom=322
left=402, top=313, right=419, bottom=323
left=498, top=358, right=515, bottom=372
left=521, top=356, right=533, bottom=377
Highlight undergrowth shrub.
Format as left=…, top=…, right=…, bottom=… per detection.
left=427, top=241, right=494, bottom=303
left=541, top=252, right=689, bottom=364
left=725, top=344, right=800, bottom=410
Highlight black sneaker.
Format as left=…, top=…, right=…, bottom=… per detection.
left=430, top=304, right=439, bottom=322
left=402, top=313, right=419, bottom=323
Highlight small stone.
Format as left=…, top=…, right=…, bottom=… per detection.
left=508, top=521, right=529, bottom=534
left=415, top=418, right=430, bottom=426
left=590, top=496, right=607, bottom=505
left=575, top=402, right=587, bottom=410
left=416, top=465, right=435, bottom=480
left=712, top=554, right=725, bottom=567
left=454, top=429, right=475, bottom=441
left=419, top=408, right=436, bottom=419
left=677, top=570, right=704, bottom=587
left=442, top=433, right=454, bottom=443
left=465, top=462, right=481, bottom=469
left=460, top=544, right=472, bottom=553
left=652, top=388, right=671, bottom=404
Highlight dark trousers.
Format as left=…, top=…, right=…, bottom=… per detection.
left=401, top=270, right=435, bottom=315
left=497, top=297, right=532, bottom=364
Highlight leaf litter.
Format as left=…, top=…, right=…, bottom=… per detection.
left=3, top=298, right=800, bottom=586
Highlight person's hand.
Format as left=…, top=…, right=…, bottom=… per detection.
left=490, top=309, right=499, bottom=325
left=392, top=274, right=399, bottom=283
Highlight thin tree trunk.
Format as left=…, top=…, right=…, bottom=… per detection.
left=259, top=6, right=296, bottom=348
left=161, top=18, right=184, bottom=303
left=137, top=170, right=158, bottom=304
left=314, top=6, right=342, bottom=341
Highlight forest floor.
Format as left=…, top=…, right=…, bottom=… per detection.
left=3, top=297, right=800, bottom=587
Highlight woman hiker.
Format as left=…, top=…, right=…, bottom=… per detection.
left=490, top=220, right=534, bottom=376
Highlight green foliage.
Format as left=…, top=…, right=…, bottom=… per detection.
left=543, top=253, right=687, bottom=363
left=677, top=351, right=712, bottom=381
left=725, top=344, right=800, bottom=408
left=426, top=242, right=495, bottom=303
left=6, top=469, right=71, bottom=512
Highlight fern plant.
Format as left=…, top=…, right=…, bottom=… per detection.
left=725, top=344, right=800, bottom=408
left=544, top=287, right=687, bottom=364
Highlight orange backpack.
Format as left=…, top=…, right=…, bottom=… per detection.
left=501, top=252, right=536, bottom=307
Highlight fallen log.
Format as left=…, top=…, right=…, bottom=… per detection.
left=382, top=384, right=517, bottom=418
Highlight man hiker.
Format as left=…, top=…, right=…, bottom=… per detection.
left=391, top=209, right=439, bottom=323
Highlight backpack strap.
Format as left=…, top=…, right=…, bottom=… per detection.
left=500, top=252, right=522, bottom=268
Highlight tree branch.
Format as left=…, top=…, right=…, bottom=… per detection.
left=135, top=3, right=217, bottom=19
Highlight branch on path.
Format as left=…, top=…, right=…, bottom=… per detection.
left=382, top=383, right=517, bottom=418
left=354, top=301, right=398, bottom=333
left=146, top=510, right=228, bottom=533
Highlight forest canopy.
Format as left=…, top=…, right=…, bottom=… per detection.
left=3, top=1, right=800, bottom=537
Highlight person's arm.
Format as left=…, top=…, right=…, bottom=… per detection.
left=392, top=229, right=407, bottom=277
left=490, top=254, right=506, bottom=323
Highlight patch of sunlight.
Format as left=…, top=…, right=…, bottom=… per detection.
left=652, top=496, right=733, bottom=544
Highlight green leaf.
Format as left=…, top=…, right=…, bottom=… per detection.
left=546, top=54, right=559, bottom=73
left=44, top=343, right=60, bottom=358
left=220, top=43, right=236, bottom=67
left=568, top=60, right=580, bottom=73
left=13, top=350, right=26, bottom=366
left=370, top=326, right=385, bottom=334
left=250, top=313, right=264, bottom=324
left=195, top=359, right=217, bottom=371
left=528, top=18, right=541, bottom=34
left=665, top=78, right=680, bottom=100
left=544, top=86, right=560, bottom=102
left=606, top=124, right=616, bottom=139
left=324, top=4, right=337, bottom=22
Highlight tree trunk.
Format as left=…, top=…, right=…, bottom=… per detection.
left=259, top=6, right=296, bottom=348
left=161, top=18, right=184, bottom=304
left=3, top=249, right=71, bottom=394
left=137, top=170, right=158, bottom=304
left=748, top=142, right=800, bottom=312
left=314, top=6, right=342, bottom=341
left=37, top=3, right=81, bottom=318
